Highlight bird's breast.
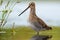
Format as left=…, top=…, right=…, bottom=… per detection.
left=29, top=15, right=37, bottom=22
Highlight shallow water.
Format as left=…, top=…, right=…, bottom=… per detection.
left=0, top=27, right=60, bottom=40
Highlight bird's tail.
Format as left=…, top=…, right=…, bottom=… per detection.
left=46, top=27, right=52, bottom=30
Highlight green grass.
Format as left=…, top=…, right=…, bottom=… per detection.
left=0, top=26, right=60, bottom=40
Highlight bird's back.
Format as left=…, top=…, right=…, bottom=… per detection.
left=29, top=15, right=52, bottom=31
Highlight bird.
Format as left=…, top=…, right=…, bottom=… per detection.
left=18, top=2, right=52, bottom=35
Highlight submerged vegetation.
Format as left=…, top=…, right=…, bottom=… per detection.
left=0, top=26, right=60, bottom=40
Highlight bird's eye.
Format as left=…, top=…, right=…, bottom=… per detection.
left=31, top=4, right=34, bottom=6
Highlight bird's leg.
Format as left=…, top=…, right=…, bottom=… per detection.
left=37, top=31, right=39, bottom=35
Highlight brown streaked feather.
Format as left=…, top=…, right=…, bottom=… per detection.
left=34, top=15, right=49, bottom=28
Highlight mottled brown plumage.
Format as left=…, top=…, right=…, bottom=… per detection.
left=18, top=2, right=52, bottom=35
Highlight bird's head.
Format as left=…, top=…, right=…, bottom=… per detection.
left=29, top=2, right=35, bottom=9
left=18, top=2, right=35, bottom=16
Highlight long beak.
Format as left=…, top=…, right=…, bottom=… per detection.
left=18, top=5, right=30, bottom=16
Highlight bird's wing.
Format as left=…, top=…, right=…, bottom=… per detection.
left=31, top=21, right=43, bottom=29
left=34, top=16, right=49, bottom=28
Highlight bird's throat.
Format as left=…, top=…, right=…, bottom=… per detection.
left=30, top=7, right=36, bottom=16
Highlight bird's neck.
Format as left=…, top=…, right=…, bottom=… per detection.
left=29, top=6, right=37, bottom=21
left=30, top=7, right=36, bottom=16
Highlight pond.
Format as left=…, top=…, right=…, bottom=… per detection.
left=0, top=1, right=60, bottom=40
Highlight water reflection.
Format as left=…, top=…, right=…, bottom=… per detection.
left=30, top=35, right=52, bottom=40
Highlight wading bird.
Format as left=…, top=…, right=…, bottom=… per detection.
left=18, top=2, right=52, bottom=35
